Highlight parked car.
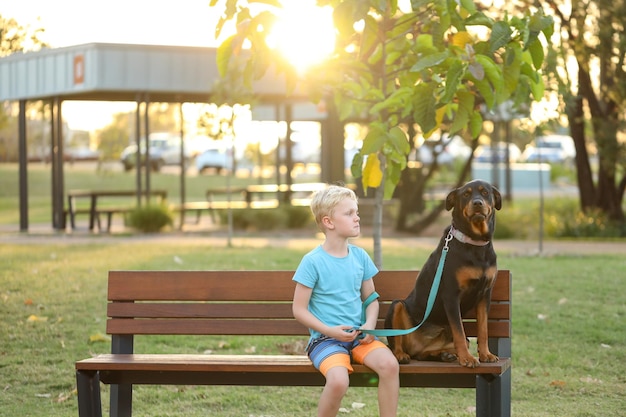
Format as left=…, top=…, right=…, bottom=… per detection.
left=474, top=143, right=521, bottom=163
left=521, top=135, right=575, bottom=164
left=195, top=147, right=232, bottom=174
left=120, top=133, right=192, bottom=172
left=412, top=134, right=472, bottom=166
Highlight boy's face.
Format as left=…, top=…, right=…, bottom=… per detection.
left=326, top=197, right=360, bottom=238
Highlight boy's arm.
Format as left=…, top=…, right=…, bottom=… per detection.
left=360, top=278, right=379, bottom=330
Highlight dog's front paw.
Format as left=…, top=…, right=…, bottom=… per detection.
left=480, top=352, right=499, bottom=363
left=440, top=352, right=457, bottom=362
left=458, top=353, right=480, bottom=368
left=394, top=352, right=411, bottom=364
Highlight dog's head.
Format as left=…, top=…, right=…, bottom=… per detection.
left=445, top=180, right=502, bottom=240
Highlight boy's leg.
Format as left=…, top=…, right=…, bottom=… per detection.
left=318, top=364, right=350, bottom=417
left=355, top=342, right=400, bottom=417
left=308, top=339, right=354, bottom=417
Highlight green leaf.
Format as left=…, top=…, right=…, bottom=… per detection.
left=527, top=40, right=545, bottom=70
left=410, top=0, right=431, bottom=10
left=412, top=83, right=437, bottom=133
left=414, top=34, right=435, bottom=53
left=476, top=54, right=504, bottom=102
left=350, top=152, right=364, bottom=178
left=459, top=0, right=477, bottom=14
left=503, top=44, right=522, bottom=94
left=333, top=0, right=370, bottom=35
left=441, top=59, right=465, bottom=103
left=464, top=11, right=493, bottom=27
left=360, top=15, right=380, bottom=61
left=216, top=35, right=236, bottom=78
left=469, top=111, right=483, bottom=138
left=389, top=126, right=410, bottom=155
left=490, top=21, right=512, bottom=53
left=361, top=126, right=387, bottom=154
left=449, top=91, right=474, bottom=134
left=472, top=75, right=495, bottom=109
left=410, top=51, right=449, bottom=72
left=529, top=74, right=545, bottom=101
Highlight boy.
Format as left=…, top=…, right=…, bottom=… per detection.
left=292, top=184, right=399, bottom=417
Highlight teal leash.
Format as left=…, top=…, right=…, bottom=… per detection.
left=355, top=229, right=454, bottom=337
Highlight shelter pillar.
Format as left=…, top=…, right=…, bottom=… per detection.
left=50, top=98, right=65, bottom=230
left=18, top=100, right=28, bottom=232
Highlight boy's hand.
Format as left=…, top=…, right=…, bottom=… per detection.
left=358, top=332, right=375, bottom=344
left=330, top=325, right=361, bottom=342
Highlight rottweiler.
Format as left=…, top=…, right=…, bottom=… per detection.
left=384, top=179, right=502, bottom=368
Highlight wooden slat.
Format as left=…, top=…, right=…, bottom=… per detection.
left=107, top=318, right=308, bottom=336
left=107, top=270, right=510, bottom=303
left=107, top=302, right=296, bottom=319
left=76, top=354, right=510, bottom=376
left=108, top=270, right=297, bottom=301
left=107, top=301, right=510, bottom=321
left=106, top=317, right=508, bottom=338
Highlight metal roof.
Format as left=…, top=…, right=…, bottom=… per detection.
left=0, top=42, right=306, bottom=103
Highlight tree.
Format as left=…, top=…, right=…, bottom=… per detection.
left=0, top=14, right=47, bottom=57
left=0, top=15, right=48, bottom=150
left=538, top=0, right=625, bottom=227
left=210, top=0, right=552, bottom=266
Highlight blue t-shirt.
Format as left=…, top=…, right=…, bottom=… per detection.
left=292, top=244, right=378, bottom=342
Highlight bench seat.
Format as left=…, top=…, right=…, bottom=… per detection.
left=78, top=353, right=510, bottom=387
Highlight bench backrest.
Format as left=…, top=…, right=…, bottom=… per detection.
left=106, top=270, right=511, bottom=342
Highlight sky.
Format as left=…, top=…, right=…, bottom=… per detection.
left=1, top=0, right=222, bottom=49
left=1, top=0, right=336, bottom=132
left=1, top=0, right=228, bottom=131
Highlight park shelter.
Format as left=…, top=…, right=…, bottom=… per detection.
left=0, top=43, right=345, bottom=231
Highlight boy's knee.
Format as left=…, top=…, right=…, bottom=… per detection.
left=380, top=355, right=400, bottom=376
left=370, top=350, right=400, bottom=378
left=324, top=368, right=350, bottom=393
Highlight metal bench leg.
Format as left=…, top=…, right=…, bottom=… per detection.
left=106, top=212, right=114, bottom=232
left=110, top=383, right=133, bottom=417
left=76, top=370, right=102, bottom=417
left=476, top=368, right=511, bottom=417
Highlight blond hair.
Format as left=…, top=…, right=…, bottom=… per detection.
left=310, top=184, right=357, bottom=232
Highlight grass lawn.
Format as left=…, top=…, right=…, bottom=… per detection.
left=0, top=239, right=624, bottom=416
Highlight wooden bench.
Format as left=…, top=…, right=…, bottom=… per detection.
left=244, top=182, right=326, bottom=205
left=75, top=270, right=512, bottom=417
left=173, top=187, right=278, bottom=225
left=66, top=189, right=168, bottom=232
left=173, top=184, right=319, bottom=225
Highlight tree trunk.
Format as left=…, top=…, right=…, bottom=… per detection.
left=566, top=93, right=596, bottom=210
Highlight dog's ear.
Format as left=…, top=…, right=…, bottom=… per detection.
left=445, top=188, right=457, bottom=211
left=492, top=186, right=502, bottom=210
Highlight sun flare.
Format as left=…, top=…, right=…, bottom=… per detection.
left=266, top=1, right=336, bottom=74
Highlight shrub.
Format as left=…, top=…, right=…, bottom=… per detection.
left=494, top=197, right=625, bottom=239
left=551, top=207, right=624, bottom=238
left=217, top=205, right=313, bottom=231
left=127, top=204, right=173, bottom=233
left=282, top=205, right=314, bottom=229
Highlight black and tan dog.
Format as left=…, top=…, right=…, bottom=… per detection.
left=385, top=179, right=502, bottom=368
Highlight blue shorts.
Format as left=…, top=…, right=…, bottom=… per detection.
left=307, top=336, right=388, bottom=376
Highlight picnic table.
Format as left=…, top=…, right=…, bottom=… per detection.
left=66, top=189, right=168, bottom=232
left=244, top=182, right=327, bottom=205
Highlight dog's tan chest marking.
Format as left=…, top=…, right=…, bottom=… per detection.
left=455, top=265, right=497, bottom=291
